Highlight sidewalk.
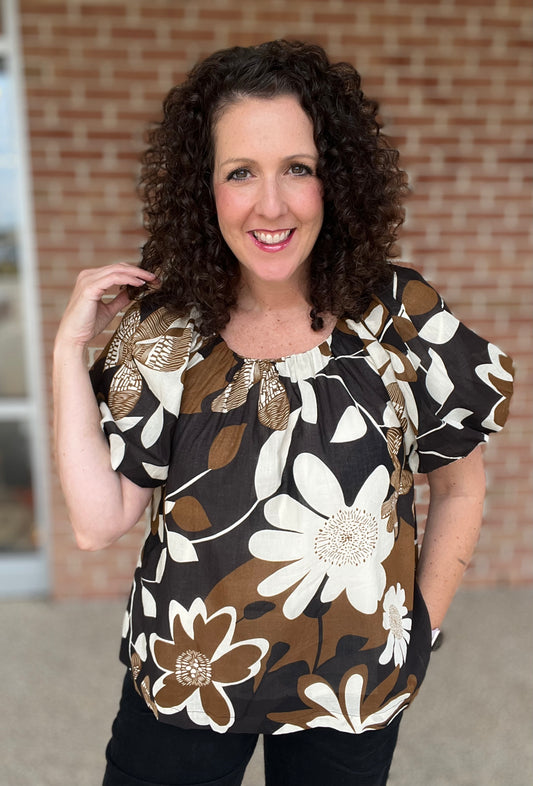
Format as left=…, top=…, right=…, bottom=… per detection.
left=2, top=587, right=532, bottom=786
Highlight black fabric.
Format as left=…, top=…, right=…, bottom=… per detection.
left=91, top=265, right=513, bottom=735
left=103, top=673, right=401, bottom=786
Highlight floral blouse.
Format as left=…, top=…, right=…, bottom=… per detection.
left=90, top=265, right=513, bottom=735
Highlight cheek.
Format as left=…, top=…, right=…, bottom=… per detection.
left=302, top=183, right=324, bottom=225
left=213, top=186, right=247, bottom=231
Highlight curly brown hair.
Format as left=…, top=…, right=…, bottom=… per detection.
left=136, top=40, right=408, bottom=335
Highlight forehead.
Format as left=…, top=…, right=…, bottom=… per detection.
left=212, top=95, right=316, bottom=160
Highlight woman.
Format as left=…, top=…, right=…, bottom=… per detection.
left=54, top=41, right=514, bottom=786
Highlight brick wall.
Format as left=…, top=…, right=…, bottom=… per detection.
left=19, top=0, right=532, bottom=597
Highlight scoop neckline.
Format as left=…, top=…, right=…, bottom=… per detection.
left=219, top=319, right=342, bottom=364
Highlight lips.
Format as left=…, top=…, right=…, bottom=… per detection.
left=252, top=229, right=292, bottom=245
left=249, top=228, right=295, bottom=252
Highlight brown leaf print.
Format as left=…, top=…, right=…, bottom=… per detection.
left=104, top=305, right=141, bottom=368
left=135, top=321, right=192, bottom=373
left=108, top=366, right=142, bottom=420
left=382, top=344, right=417, bottom=382
left=140, top=676, right=159, bottom=718
left=208, top=424, right=247, bottom=470
left=212, top=360, right=290, bottom=431
left=131, top=652, right=142, bottom=690
left=401, top=280, right=439, bottom=315
left=386, top=427, right=403, bottom=458
left=180, top=341, right=234, bottom=415
left=211, top=360, right=259, bottom=414
left=381, top=493, right=399, bottom=533
left=382, top=375, right=414, bottom=535
left=257, top=362, right=290, bottom=431
left=392, top=466, right=413, bottom=496
left=489, top=372, right=514, bottom=428
left=391, top=315, right=418, bottom=342
left=170, top=496, right=212, bottom=533
left=319, top=339, right=333, bottom=357
left=104, top=303, right=192, bottom=419
left=386, top=383, right=409, bottom=434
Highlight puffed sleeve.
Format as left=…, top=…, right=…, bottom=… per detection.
left=377, top=266, right=514, bottom=474
left=89, top=300, right=195, bottom=487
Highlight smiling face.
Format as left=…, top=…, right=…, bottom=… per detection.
left=212, top=95, right=324, bottom=294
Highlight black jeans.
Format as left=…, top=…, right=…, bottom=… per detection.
left=103, top=673, right=401, bottom=786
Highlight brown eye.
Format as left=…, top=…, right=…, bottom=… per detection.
left=288, top=163, right=313, bottom=176
left=227, top=168, right=251, bottom=181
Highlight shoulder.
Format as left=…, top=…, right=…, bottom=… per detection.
left=117, top=298, right=202, bottom=344
left=350, top=264, right=442, bottom=343
left=134, top=297, right=199, bottom=334
left=375, top=264, right=442, bottom=318
left=103, top=299, right=205, bottom=373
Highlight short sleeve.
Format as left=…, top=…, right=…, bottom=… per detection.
left=377, top=267, right=514, bottom=474
left=89, top=300, right=195, bottom=487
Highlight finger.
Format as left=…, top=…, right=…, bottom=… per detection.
left=76, top=265, right=157, bottom=297
left=105, top=289, right=132, bottom=318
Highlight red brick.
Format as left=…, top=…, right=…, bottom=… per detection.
left=80, top=3, right=126, bottom=16
left=256, top=10, right=301, bottom=23
left=110, top=26, right=158, bottom=40
left=81, top=46, right=130, bottom=60
left=17, top=0, right=532, bottom=596
left=198, top=8, right=244, bottom=21
left=480, top=17, right=523, bottom=29
left=368, top=13, right=412, bottom=26
left=169, top=28, right=216, bottom=42
left=139, top=6, right=185, bottom=20
left=52, top=24, right=100, bottom=37
left=21, top=2, right=67, bottom=13
left=314, top=12, right=358, bottom=24
left=340, top=34, right=386, bottom=47
left=23, top=44, right=70, bottom=58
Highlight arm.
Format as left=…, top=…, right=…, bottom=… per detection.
left=416, top=445, right=486, bottom=629
left=53, top=263, right=157, bottom=551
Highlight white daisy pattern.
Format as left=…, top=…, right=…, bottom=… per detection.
left=379, top=583, right=412, bottom=667
left=249, top=455, right=394, bottom=619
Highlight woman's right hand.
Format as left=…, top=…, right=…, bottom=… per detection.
left=53, top=262, right=158, bottom=549
left=55, top=263, right=158, bottom=349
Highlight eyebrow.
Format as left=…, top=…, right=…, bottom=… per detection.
left=218, top=153, right=318, bottom=168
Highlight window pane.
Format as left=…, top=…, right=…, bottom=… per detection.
left=0, top=61, right=26, bottom=396
left=0, top=419, right=36, bottom=551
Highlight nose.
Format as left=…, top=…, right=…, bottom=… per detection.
left=255, top=177, right=288, bottom=220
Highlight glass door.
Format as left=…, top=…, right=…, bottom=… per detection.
left=0, top=0, right=49, bottom=595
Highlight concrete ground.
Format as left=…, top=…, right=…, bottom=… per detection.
left=2, top=587, right=532, bottom=786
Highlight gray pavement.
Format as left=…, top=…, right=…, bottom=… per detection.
left=2, top=587, right=532, bottom=786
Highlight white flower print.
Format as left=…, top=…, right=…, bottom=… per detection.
left=378, top=584, right=412, bottom=667
left=273, top=668, right=412, bottom=735
left=249, top=455, right=394, bottom=619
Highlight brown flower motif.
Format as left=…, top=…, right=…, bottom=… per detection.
left=211, top=359, right=290, bottom=430
left=104, top=303, right=193, bottom=420
left=152, top=599, right=268, bottom=731
left=381, top=384, right=414, bottom=534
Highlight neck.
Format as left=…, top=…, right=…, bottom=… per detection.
left=236, top=274, right=311, bottom=317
